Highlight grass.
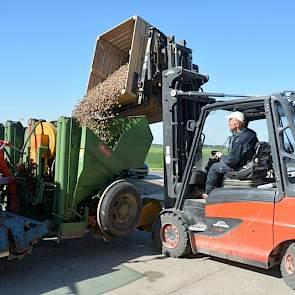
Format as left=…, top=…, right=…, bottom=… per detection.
left=145, top=144, right=227, bottom=171
left=145, top=144, right=163, bottom=170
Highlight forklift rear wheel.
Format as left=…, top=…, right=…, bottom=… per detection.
left=98, top=181, right=142, bottom=239
left=281, top=243, right=295, bottom=289
left=153, top=212, right=191, bottom=258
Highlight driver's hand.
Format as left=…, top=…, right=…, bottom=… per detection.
left=215, top=152, right=223, bottom=159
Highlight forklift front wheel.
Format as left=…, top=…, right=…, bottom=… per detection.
left=281, top=242, right=295, bottom=289
left=153, top=212, right=191, bottom=258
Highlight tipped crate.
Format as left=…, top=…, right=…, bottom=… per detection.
left=87, top=15, right=151, bottom=105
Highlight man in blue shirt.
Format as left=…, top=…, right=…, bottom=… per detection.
left=202, top=111, right=258, bottom=199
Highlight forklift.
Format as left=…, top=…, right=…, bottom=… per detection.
left=153, top=63, right=295, bottom=289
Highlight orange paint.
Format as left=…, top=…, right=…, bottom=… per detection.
left=274, top=196, right=295, bottom=248
left=195, top=201, right=274, bottom=263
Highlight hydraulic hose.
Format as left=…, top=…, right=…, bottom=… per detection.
left=20, top=120, right=44, bottom=155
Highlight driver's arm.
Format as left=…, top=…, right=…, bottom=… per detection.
left=220, top=142, right=243, bottom=168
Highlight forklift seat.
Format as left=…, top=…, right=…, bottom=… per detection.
left=223, top=142, right=272, bottom=187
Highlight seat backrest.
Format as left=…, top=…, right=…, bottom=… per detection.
left=254, top=141, right=271, bottom=163
left=227, top=141, right=271, bottom=180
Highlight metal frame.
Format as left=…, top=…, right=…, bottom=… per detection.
left=270, top=92, right=295, bottom=199
left=162, top=84, right=295, bottom=210
left=162, top=67, right=209, bottom=208
left=175, top=96, right=271, bottom=210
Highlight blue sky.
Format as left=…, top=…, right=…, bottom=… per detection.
left=1, top=0, right=295, bottom=144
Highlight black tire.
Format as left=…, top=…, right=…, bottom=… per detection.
left=152, top=212, right=191, bottom=258
left=281, top=242, right=295, bottom=289
left=98, top=181, right=142, bottom=239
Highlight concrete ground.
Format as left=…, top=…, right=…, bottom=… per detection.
left=0, top=230, right=292, bottom=295
left=0, top=173, right=293, bottom=294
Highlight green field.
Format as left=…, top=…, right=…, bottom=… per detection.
left=145, top=144, right=163, bottom=170
left=145, top=144, right=226, bottom=171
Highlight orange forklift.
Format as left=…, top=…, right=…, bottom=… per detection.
left=153, top=61, right=295, bottom=289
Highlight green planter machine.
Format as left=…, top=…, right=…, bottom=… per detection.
left=0, top=116, right=160, bottom=260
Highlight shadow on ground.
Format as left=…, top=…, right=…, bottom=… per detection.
left=0, top=230, right=160, bottom=295
left=187, top=253, right=281, bottom=278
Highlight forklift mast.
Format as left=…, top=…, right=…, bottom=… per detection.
left=161, top=41, right=210, bottom=208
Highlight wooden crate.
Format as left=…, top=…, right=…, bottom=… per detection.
left=87, top=15, right=151, bottom=105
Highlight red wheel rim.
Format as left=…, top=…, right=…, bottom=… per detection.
left=160, top=224, right=180, bottom=249
left=285, top=253, right=295, bottom=275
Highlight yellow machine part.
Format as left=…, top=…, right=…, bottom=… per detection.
left=137, top=198, right=162, bottom=231
left=30, top=122, right=57, bottom=163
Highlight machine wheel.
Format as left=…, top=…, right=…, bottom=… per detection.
left=152, top=212, right=191, bottom=258
left=281, top=243, right=295, bottom=289
left=97, top=181, right=142, bottom=239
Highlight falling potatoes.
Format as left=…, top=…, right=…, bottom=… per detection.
left=73, top=64, right=129, bottom=147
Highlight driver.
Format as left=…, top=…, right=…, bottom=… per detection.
left=202, top=111, right=258, bottom=199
